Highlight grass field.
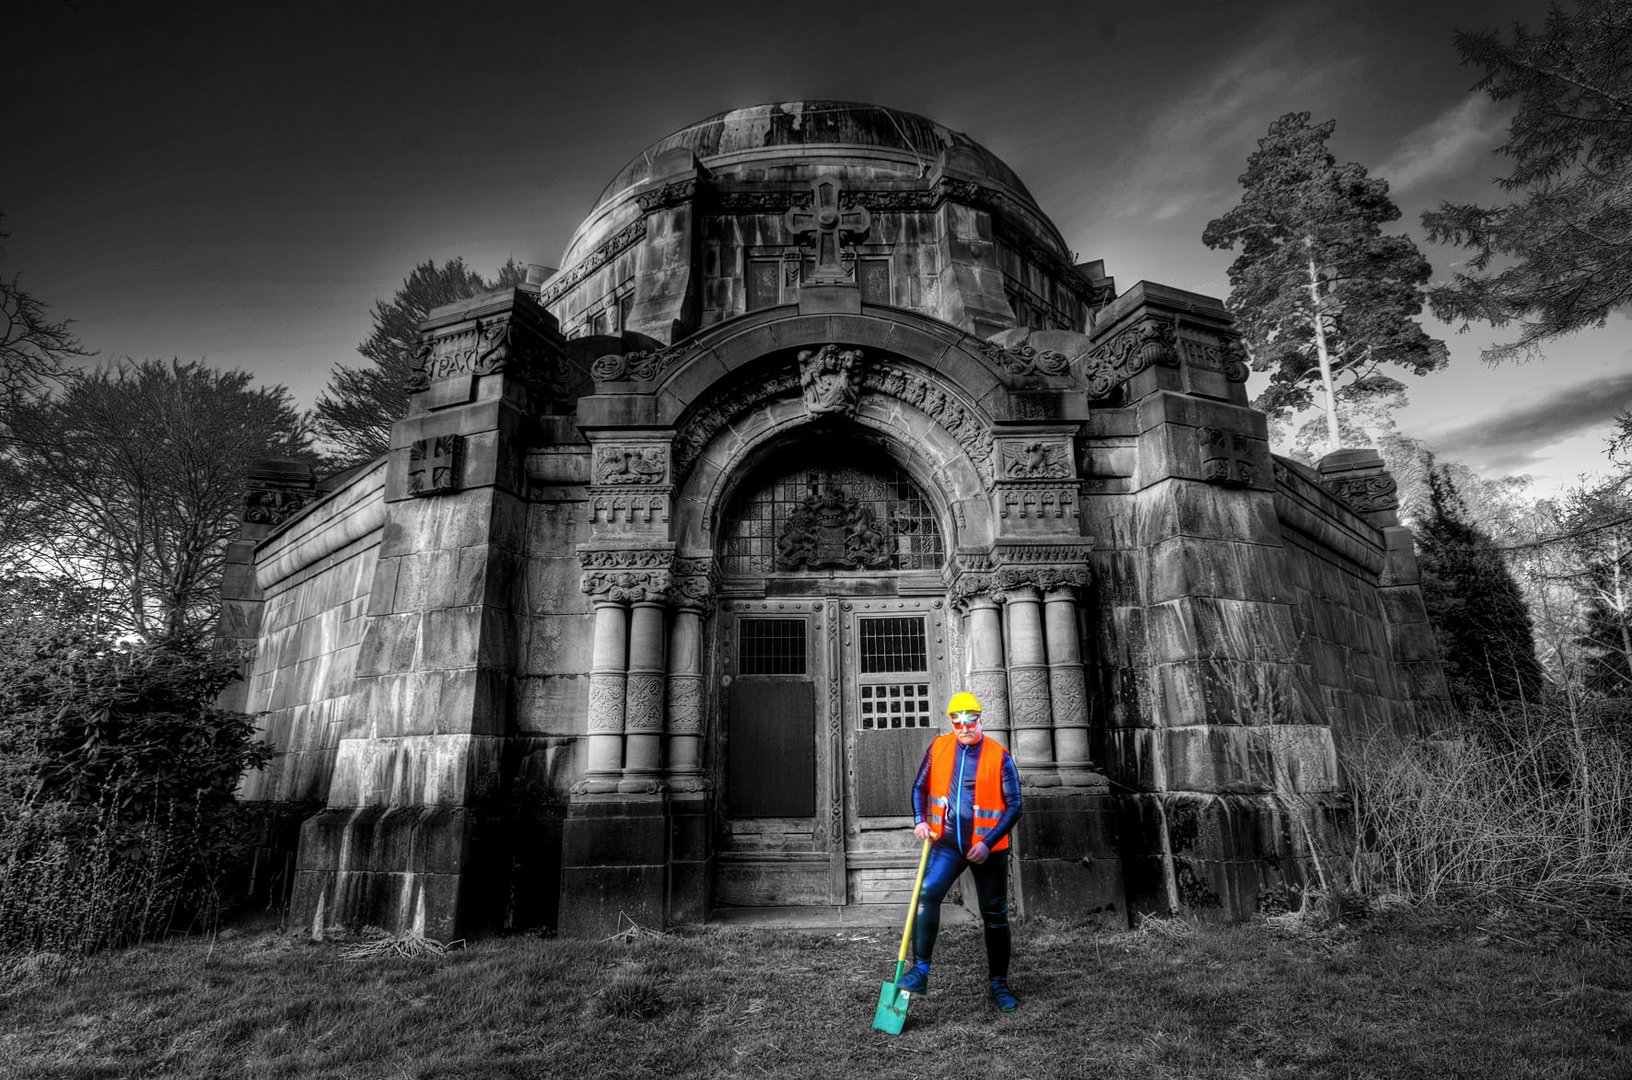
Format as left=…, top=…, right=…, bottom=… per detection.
left=1, top=903, right=1628, bottom=1080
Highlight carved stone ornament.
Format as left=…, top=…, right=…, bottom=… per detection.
left=1326, top=474, right=1400, bottom=514
left=671, top=556, right=716, bottom=610
left=967, top=337, right=1073, bottom=378
left=785, top=178, right=870, bottom=284
left=713, top=189, right=811, bottom=214
left=1198, top=427, right=1256, bottom=488
left=798, top=344, right=864, bottom=417
left=590, top=339, right=704, bottom=384
left=538, top=218, right=648, bottom=306
left=775, top=487, right=893, bottom=571
left=409, top=312, right=556, bottom=394
left=860, top=363, right=994, bottom=483
left=243, top=486, right=316, bottom=527
left=408, top=434, right=464, bottom=496
left=1082, top=315, right=1179, bottom=398
left=635, top=178, right=698, bottom=214
left=1002, top=439, right=1072, bottom=479
left=594, top=446, right=667, bottom=485
left=999, top=485, right=1077, bottom=522
left=581, top=568, right=671, bottom=603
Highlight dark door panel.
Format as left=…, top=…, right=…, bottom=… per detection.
left=856, top=725, right=938, bottom=817
left=726, top=680, right=816, bottom=817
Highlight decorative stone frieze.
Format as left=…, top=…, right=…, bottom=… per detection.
left=966, top=337, right=1074, bottom=378
left=635, top=177, right=698, bottom=214
left=589, top=339, right=706, bottom=384
left=998, top=485, right=1077, bottom=522
left=579, top=547, right=674, bottom=603
left=1000, top=438, right=1072, bottom=479
left=1082, top=314, right=1179, bottom=398
left=1325, top=474, right=1401, bottom=514
left=798, top=344, right=864, bottom=417
left=243, top=481, right=317, bottom=527
left=407, top=434, right=464, bottom=496
left=589, top=492, right=668, bottom=527
left=670, top=556, right=717, bottom=612
left=537, top=219, right=647, bottom=306
left=713, top=189, right=811, bottom=213
left=594, top=446, right=668, bottom=485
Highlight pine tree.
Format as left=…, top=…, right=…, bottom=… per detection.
left=313, top=257, right=529, bottom=466
left=1203, top=113, right=1447, bottom=454
left=1417, top=466, right=1544, bottom=706
left=1423, top=0, right=1632, bottom=362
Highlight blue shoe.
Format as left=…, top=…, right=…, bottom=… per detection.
left=988, top=977, right=1019, bottom=1012
left=896, top=962, right=930, bottom=994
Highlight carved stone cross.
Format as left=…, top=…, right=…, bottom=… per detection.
left=784, top=178, right=871, bottom=285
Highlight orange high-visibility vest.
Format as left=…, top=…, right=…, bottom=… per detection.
left=924, top=733, right=1012, bottom=852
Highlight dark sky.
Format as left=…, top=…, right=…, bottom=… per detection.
left=7, top=0, right=1625, bottom=491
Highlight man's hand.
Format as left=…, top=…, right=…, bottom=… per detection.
left=914, top=821, right=932, bottom=841
left=966, top=841, right=990, bottom=864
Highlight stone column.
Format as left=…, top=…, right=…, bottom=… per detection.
left=963, top=597, right=1011, bottom=748
left=584, top=600, right=629, bottom=791
left=1003, top=586, right=1056, bottom=782
left=620, top=600, right=667, bottom=791
left=1044, top=586, right=1093, bottom=784
left=665, top=606, right=706, bottom=783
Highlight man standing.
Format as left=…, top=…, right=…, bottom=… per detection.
left=896, top=691, right=1023, bottom=1011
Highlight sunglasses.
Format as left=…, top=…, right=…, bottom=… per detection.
left=949, top=711, right=982, bottom=728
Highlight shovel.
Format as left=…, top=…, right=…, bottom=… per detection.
left=871, top=838, right=933, bottom=1035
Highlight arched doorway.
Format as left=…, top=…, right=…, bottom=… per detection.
left=710, top=441, right=953, bottom=909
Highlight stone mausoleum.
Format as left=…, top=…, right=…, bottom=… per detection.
left=220, top=101, right=1446, bottom=939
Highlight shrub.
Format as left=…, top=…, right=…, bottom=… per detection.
left=1346, top=699, right=1632, bottom=920
left=0, top=624, right=273, bottom=955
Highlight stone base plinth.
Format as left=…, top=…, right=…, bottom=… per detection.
left=558, top=792, right=671, bottom=938
left=1014, top=783, right=1127, bottom=928
left=667, top=790, right=713, bottom=925
left=1116, top=791, right=1351, bottom=922
left=291, top=805, right=505, bottom=941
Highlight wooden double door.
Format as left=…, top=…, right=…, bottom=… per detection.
left=714, top=595, right=950, bottom=907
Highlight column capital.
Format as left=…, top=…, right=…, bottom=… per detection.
left=580, top=544, right=675, bottom=603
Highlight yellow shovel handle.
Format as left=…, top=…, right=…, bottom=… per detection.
left=895, top=839, right=933, bottom=968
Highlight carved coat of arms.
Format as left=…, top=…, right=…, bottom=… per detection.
left=775, top=486, right=891, bottom=570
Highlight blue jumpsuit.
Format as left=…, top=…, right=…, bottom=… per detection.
left=909, top=736, right=1023, bottom=977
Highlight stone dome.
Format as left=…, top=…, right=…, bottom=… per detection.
left=562, top=100, right=1064, bottom=268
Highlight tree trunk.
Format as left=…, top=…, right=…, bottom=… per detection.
left=1305, top=242, right=1342, bottom=454
left=1612, top=534, right=1632, bottom=690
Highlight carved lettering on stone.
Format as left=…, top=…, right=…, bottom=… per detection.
left=408, top=434, right=464, bottom=496
left=538, top=219, right=647, bottom=305
left=594, top=446, right=667, bottom=485
left=798, top=344, right=863, bottom=417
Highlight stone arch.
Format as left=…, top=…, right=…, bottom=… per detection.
left=671, top=353, right=998, bottom=557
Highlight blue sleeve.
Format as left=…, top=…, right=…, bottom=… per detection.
left=910, top=742, right=935, bottom=825
left=983, top=751, right=1023, bottom=848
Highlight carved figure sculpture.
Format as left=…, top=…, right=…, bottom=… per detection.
left=798, top=344, right=863, bottom=417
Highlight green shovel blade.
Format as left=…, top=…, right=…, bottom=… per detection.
left=871, top=962, right=912, bottom=1035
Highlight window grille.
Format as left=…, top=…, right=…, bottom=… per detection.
left=858, top=616, right=932, bottom=730
left=720, top=463, right=944, bottom=576
left=737, top=618, right=806, bottom=675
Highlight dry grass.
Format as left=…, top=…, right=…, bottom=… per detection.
left=1, top=907, right=1628, bottom=1080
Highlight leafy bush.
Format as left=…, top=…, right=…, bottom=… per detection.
left=0, top=602, right=273, bottom=955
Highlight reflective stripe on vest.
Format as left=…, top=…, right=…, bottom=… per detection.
left=924, top=733, right=1011, bottom=852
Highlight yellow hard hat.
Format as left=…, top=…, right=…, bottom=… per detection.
left=946, top=691, right=982, bottom=715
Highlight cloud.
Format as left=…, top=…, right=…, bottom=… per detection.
left=1376, top=95, right=1508, bottom=196
left=1432, top=371, right=1632, bottom=471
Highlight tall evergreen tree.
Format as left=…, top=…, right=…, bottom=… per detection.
left=1423, top=0, right=1632, bottom=362
left=1203, top=113, right=1447, bottom=454
left=313, top=257, right=529, bottom=466
left=1417, top=466, right=1544, bottom=706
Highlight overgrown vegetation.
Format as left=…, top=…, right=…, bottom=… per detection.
left=1347, top=700, right=1632, bottom=930
left=0, top=594, right=272, bottom=955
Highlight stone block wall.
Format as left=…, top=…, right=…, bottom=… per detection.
left=238, top=462, right=386, bottom=806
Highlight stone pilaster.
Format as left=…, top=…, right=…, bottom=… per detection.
left=292, top=288, right=566, bottom=941
left=1003, top=586, right=1056, bottom=782
left=963, top=597, right=1011, bottom=747
left=620, top=600, right=668, bottom=790
left=583, top=600, right=629, bottom=791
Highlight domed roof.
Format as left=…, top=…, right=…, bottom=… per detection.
left=588, top=100, right=1039, bottom=216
